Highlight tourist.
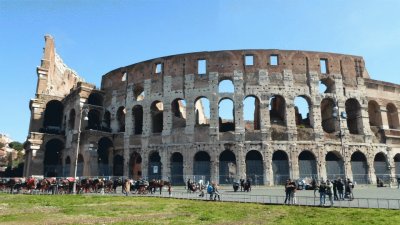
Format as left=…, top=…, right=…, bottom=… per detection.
left=333, top=179, right=339, bottom=200
left=337, top=178, right=344, bottom=200
left=284, top=179, right=291, bottom=204
left=289, top=180, right=297, bottom=205
left=345, top=178, right=354, bottom=200
left=319, top=180, right=327, bottom=206
left=326, top=180, right=334, bottom=207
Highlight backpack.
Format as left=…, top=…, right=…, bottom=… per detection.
left=207, top=185, right=213, bottom=194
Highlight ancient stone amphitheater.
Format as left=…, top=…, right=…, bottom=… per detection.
left=24, top=35, right=400, bottom=185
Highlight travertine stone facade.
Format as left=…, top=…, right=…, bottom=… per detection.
left=24, top=35, right=400, bottom=185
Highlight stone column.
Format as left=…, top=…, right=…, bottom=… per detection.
left=234, top=70, right=245, bottom=141
left=289, top=145, right=299, bottom=179
left=209, top=72, right=219, bottom=141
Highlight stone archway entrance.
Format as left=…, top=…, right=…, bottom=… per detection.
left=351, top=151, right=369, bottom=184
left=298, top=151, right=317, bottom=179
left=43, top=139, right=64, bottom=177
left=272, top=150, right=289, bottom=185
left=325, top=151, right=344, bottom=180
left=171, top=153, right=184, bottom=185
left=245, top=150, right=264, bottom=185
left=148, top=152, right=162, bottom=180
left=193, top=151, right=211, bottom=182
left=219, top=150, right=236, bottom=184
left=129, top=152, right=142, bottom=180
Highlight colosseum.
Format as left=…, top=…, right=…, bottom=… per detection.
left=24, top=35, right=400, bottom=185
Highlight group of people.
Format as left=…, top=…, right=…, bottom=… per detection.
left=284, top=178, right=355, bottom=207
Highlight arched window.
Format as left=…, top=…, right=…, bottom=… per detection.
left=117, top=107, right=125, bottom=132
left=387, top=103, right=400, bottom=129
left=345, top=98, right=363, bottom=134
left=132, top=105, right=143, bottom=135
left=88, top=93, right=103, bottom=106
left=218, top=79, right=234, bottom=93
left=269, top=95, right=286, bottom=125
left=43, top=100, right=63, bottom=131
left=68, top=109, right=75, bottom=130
left=321, top=98, right=336, bottom=133
left=243, top=96, right=260, bottom=131
left=368, top=101, right=382, bottom=127
left=219, top=98, right=235, bottom=132
left=171, top=98, right=186, bottom=129
left=194, top=97, right=210, bottom=125
left=151, top=101, right=164, bottom=133
left=294, top=96, right=311, bottom=127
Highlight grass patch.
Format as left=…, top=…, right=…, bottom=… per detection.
left=0, top=194, right=399, bottom=224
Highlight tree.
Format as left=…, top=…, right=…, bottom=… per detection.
left=8, top=141, right=23, bottom=151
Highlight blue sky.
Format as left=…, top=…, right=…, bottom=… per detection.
left=1, top=0, right=400, bottom=142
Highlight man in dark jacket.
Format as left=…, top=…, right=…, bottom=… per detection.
left=336, top=178, right=344, bottom=200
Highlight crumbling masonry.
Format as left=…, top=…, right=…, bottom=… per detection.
left=24, top=35, right=400, bottom=185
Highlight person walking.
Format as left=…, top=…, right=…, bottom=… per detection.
left=284, top=179, right=292, bottom=204
left=124, top=179, right=130, bottom=196
left=346, top=178, right=354, bottom=201
left=326, top=180, right=334, bottom=207
left=319, top=180, right=327, bottom=206
left=333, top=179, right=339, bottom=200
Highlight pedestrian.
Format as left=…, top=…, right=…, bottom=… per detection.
left=168, top=184, right=172, bottom=197
left=346, top=178, right=354, bottom=201
left=333, top=179, right=338, bottom=200
left=284, top=179, right=292, bottom=204
left=326, top=180, right=334, bottom=207
left=240, top=178, right=245, bottom=192
left=289, top=180, right=297, bottom=205
left=337, top=178, right=344, bottom=200
left=246, top=178, right=252, bottom=192
left=319, top=180, right=326, bottom=206
left=124, top=179, right=130, bottom=196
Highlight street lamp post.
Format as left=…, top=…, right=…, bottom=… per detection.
left=72, top=103, right=89, bottom=194
left=332, top=100, right=347, bottom=179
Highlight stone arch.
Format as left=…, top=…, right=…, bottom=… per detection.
left=368, top=100, right=382, bottom=127
left=151, top=101, right=164, bottom=133
left=194, top=97, right=210, bottom=125
left=88, top=93, right=103, bottom=106
left=148, top=151, right=161, bottom=180
left=219, top=98, right=235, bottom=132
left=269, top=95, right=286, bottom=126
left=77, top=154, right=84, bottom=177
left=102, top=110, right=111, bottom=131
left=87, top=109, right=101, bottom=130
left=243, top=95, right=260, bottom=131
left=171, top=152, right=184, bottom=185
left=171, top=98, right=187, bottom=129
left=43, top=139, right=64, bottom=177
left=43, top=100, right=63, bottom=131
left=351, top=151, right=369, bottom=184
left=319, top=77, right=335, bottom=94
left=321, top=98, right=337, bottom=133
left=374, top=152, right=388, bottom=181
left=132, top=105, right=143, bottom=135
left=113, top=155, right=124, bottom=176
left=64, top=156, right=71, bottom=177
left=219, top=150, right=237, bottom=184
left=294, top=95, right=311, bottom=127
left=134, top=84, right=145, bottom=101
left=68, top=109, right=76, bottom=130
left=218, top=79, right=234, bottom=93
left=129, top=152, right=142, bottom=180
left=345, top=98, right=363, bottom=134
left=117, top=106, right=126, bottom=132
left=97, top=137, right=113, bottom=176
left=193, top=151, right=211, bottom=182
left=272, top=150, right=289, bottom=185
left=245, top=150, right=264, bottom=185
left=387, top=103, right=400, bottom=129
left=394, top=154, right=400, bottom=176
left=325, top=151, right=344, bottom=179
left=298, top=150, right=317, bottom=179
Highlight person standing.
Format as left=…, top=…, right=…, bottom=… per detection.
left=333, top=179, right=338, bottom=200
left=284, top=179, right=292, bottom=204
left=326, top=180, right=334, bottom=207
left=124, top=179, right=130, bottom=196
left=319, top=180, right=327, bottom=206
left=289, top=180, right=297, bottom=205
left=337, top=178, right=344, bottom=200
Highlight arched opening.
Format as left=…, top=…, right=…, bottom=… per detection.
left=77, top=154, right=84, bottom=177
left=102, top=111, right=111, bottom=132
left=194, top=97, right=210, bottom=125
left=351, top=151, right=369, bottom=184
left=64, top=156, right=71, bottom=177
left=193, top=151, right=211, bottom=182
left=171, top=98, right=186, bottom=129
left=43, top=100, right=63, bottom=133
left=294, top=96, right=311, bottom=127
left=272, top=150, right=289, bottom=185
left=325, top=151, right=344, bottom=180
left=117, top=107, right=126, bottom=132
left=387, top=103, right=400, bottom=129
left=134, top=85, right=145, bottom=101
left=246, top=150, right=264, bottom=185
left=68, top=109, right=75, bottom=130
left=129, top=152, right=142, bottom=180
left=243, top=96, right=260, bottom=131
left=132, top=105, right=143, bottom=135
left=171, top=152, right=183, bottom=185
left=269, top=95, right=286, bottom=126
left=87, top=109, right=101, bottom=130
left=368, top=101, right=382, bottom=127
left=218, top=79, right=234, bottom=93
left=298, top=151, right=317, bottom=179
left=151, top=101, right=163, bottom=133
left=88, top=93, right=103, bottom=106
left=148, top=152, right=161, bottom=180
left=374, top=152, right=388, bottom=182
left=97, top=137, right=113, bottom=176
left=319, top=77, right=335, bottom=94
left=345, top=98, right=363, bottom=134
left=113, top=155, right=124, bottom=176
left=219, top=150, right=236, bottom=184
left=394, top=154, right=400, bottom=176
left=219, top=98, right=235, bottom=132
left=321, top=98, right=337, bottom=133
left=43, top=139, right=64, bottom=177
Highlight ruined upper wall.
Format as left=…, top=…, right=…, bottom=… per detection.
left=36, top=35, right=84, bottom=98
left=100, top=50, right=370, bottom=93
